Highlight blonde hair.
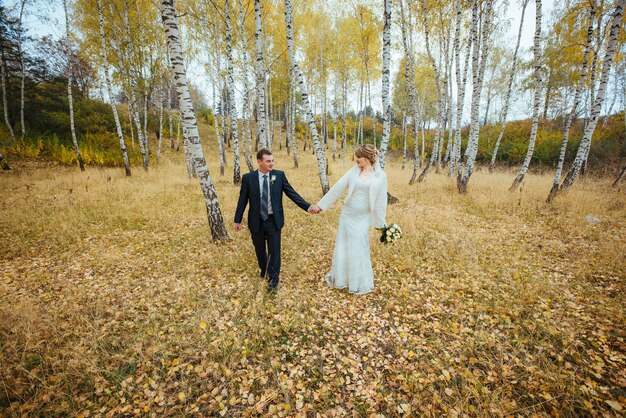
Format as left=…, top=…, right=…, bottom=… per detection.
left=355, top=144, right=378, bottom=165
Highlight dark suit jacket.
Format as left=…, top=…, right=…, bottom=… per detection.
left=234, top=169, right=310, bottom=232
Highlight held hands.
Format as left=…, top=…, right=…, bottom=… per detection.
left=308, top=205, right=322, bottom=214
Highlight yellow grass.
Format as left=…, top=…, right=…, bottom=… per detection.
left=1, top=140, right=625, bottom=417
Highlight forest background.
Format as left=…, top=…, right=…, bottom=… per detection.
left=0, top=0, right=623, bottom=175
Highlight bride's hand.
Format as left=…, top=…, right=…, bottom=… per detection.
left=308, top=205, right=322, bottom=214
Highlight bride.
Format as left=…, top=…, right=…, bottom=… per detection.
left=312, top=144, right=387, bottom=295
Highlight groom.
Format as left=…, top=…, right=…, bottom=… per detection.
left=234, top=149, right=318, bottom=291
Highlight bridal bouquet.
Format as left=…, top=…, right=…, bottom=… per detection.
left=378, top=223, right=402, bottom=244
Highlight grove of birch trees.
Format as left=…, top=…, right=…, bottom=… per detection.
left=0, top=0, right=625, bottom=233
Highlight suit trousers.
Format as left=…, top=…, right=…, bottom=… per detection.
left=250, top=215, right=281, bottom=288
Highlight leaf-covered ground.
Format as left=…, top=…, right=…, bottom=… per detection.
left=1, top=150, right=625, bottom=417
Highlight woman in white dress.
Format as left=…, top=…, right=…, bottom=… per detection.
left=313, top=144, right=387, bottom=294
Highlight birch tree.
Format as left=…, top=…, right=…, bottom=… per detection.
left=399, top=0, right=421, bottom=184
left=510, top=0, right=543, bottom=191
left=457, top=0, right=495, bottom=193
left=254, top=0, right=269, bottom=149
left=239, top=0, right=253, bottom=172
left=0, top=47, right=14, bottom=144
left=449, top=0, right=467, bottom=176
left=97, top=0, right=131, bottom=176
left=284, top=0, right=329, bottom=194
left=416, top=0, right=444, bottom=182
left=225, top=0, right=241, bottom=184
left=489, top=0, right=528, bottom=172
left=378, top=0, right=393, bottom=169
left=160, top=0, right=229, bottom=241
left=63, top=0, right=85, bottom=171
left=211, top=63, right=225, bottom=176
left=16, top=0, right=26, bottom=140
left=546, top=1, right=595, bottom=202
left=123, top=0, right=149, bottom=171
left=289, top=71, right=299, bottom=167
left=558, top=0, right=625, bottom=195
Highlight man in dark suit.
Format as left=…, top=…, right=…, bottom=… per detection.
left=234, top=149, right=318, bottom=291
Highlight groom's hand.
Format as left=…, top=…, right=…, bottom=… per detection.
left=308, top=205, right=322, bottom=214
left=233, top=223, right=243, bottom=231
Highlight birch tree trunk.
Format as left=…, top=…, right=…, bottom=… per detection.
left=290, top=73, right=299, bottom=167
left=157, top=93, right=163, bottom=163
left=213, top=71, right=225, bottom=176
left=489, top=0, right=528, bottom=172
left=123, top=0, right=148, bottom=171
left=510, top=0, right=543, bottom=191
left=399, top=0, right=421, bottom=184
left=225, top=0, right=241, bottom=184
left=177, top=111, right=181, bottom=151
left=402, top=113, right=407, bottom=169
left=286, top=87, right=291, bottom=155
left=546, top=1, right=595, bottom=202
left=127, top=101, right=135, bottom=149
left=182, top=125, right=195, bottom=178
left=267, top=77, right=273, bottom=150
left=0, top=50, right=15, bottom=144
left=378, top=0, right=393, bottom=169
left=17, top=0, right=26, bottom=140
left=417, top=0, right=444, bottom=182
left=160, top=0, right=229, bottom=242
left=558, top=0, right=625, bottom=195
left=332, top=116, right=337, bottom=161
left=450, top=0, right=474, bottom=177
left=239, top=0, right=254, bottom=172
left=284, top=0, right=329, bottom=193
left=601, top=68, right=618, bottom=128
left=457, top=0, right=494, bottom=193
left=254, top=0, right=269, bottom=149
left=219, top=87, right=228, bottom=162
left=97, top=0, right=131, bottom=176
left=167, top=64, right=174, bottom=149
left=62, top=0, right=84, bottom=171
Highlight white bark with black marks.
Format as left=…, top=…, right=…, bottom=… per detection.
left=378, top=0, right=393, bottom=169
left=62, top=0, right=84, bottom=171
left=417, top=0, right=444, bottom=182
left=489, top=0, right=528, bottom=172
left=457, top=0, right=495, bottom=193
left=160, top=0, right=229, bottom=241
left=399, top=0, right=421, bottom=184
left=559, top=0, right=625, bottom=194
left=17, top=0, right=27, bottom=140
left=225, top=0, right=241, bottom=184
left=254, top=0, right=269, bottom=149
left=510, top=0, right=543, bottom=191
left=547, top=1, right=595, bottom=202
left=123, top=0, right=148, bottom=171
left=284, top=0, right=329, bottom=193
left=239, top=0, right=254, bottom=172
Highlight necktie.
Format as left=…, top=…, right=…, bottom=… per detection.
left=261, top=174, right=269, bottom=221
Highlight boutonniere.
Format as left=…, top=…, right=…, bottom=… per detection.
left=269, top=175, right=276, bottom=186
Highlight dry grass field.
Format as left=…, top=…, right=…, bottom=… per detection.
left=1, top=142, right=625, bottom=417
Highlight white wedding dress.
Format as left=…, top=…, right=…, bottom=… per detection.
left=324, top=176, right=375, bottom=294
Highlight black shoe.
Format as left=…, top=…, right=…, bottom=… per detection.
left=267, top=284, right=278, bottom=294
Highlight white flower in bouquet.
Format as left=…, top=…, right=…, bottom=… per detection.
left=378, top=223, right=403, bottom=244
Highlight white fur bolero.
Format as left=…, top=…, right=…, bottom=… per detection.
left=316, top=163, right=387, bottom=228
